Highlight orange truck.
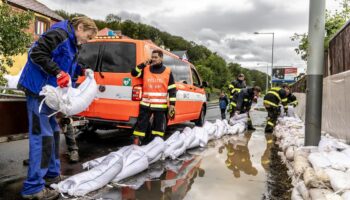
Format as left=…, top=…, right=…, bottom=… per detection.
left=74, top=35, right=208, bottom=133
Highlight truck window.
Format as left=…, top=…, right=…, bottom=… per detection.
left=79, top=42, right=136, bottom=73
left=172, top=59, right=192, bottom=84
left=191, top=68, right=201, bottom=87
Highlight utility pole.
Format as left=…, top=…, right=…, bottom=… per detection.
left=305, top=0, right=325, bottom=146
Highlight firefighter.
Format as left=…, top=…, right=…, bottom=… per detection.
left=131, top=50, right=177, bottom=145
left=228, top=73, right=247, bottom=117
left=17, top=17, right=97, bottom=200
left=281, top=84, right=298, bottom=108
left=232, top=86, right=261, bottom=130
left=263, top=86, right=289, bottom=133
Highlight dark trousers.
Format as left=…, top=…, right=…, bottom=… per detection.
left=63, top=123, right=78, bottom=152
left=265, top=106, right=280, bottom=131
left=220, top=109, right=226, bottom=120
left=133, top=106, right=167, bottom=138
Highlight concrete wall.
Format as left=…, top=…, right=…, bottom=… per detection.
left=294, top=70, right=350, bottom=142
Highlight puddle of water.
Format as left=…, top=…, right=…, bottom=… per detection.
left=93, top=130, right=273, bottom=200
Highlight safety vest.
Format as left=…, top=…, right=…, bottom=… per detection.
left=141, top=66, right=171, bottom=109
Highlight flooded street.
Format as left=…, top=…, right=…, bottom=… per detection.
left=0, top=105, right=276, bottom=200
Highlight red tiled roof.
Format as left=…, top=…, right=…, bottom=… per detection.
left=7, top=0, right=64, bottom=21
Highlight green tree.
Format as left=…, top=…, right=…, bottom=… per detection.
left=0, top=4, right=33, bottom=85
left=291, top=0, right=350, bottom=61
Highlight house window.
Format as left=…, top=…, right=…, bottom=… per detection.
left=35, top=17, right=49, bottom=35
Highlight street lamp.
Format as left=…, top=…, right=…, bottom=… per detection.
left=257, top=63, right=269, bottom=94
left=254, top=32, right=275, bottom=89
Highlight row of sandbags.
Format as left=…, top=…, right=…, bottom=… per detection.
left=274, top=116, right=350, bottom=200
left=52, top=114, right=248, bottom=196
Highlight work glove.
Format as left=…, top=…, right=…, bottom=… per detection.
left=168, top=105, right=176, bottom=120
left=56, top=71, right=70, bottom=88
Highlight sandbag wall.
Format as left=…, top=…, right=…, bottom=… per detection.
left=52, top=114, right=248, bottom=197
left=274, top=117, right=350, bottom=200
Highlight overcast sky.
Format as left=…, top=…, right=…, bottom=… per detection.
left=38, top=0, right=341, bottom=73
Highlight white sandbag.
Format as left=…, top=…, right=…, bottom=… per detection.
left=230, top=113, right=248, bottom=121
left=295, top=181, right=310, bottom=200
left=309, top=189, right=337, bottom=200
left=203, top=121, right=216, bottom=140
left=82, top=155, right=107, bottom=170
left=304, top=167, right=323, bottom=188
left=285, top=146, right=296, bottom=161
left=193, top=126, right=208, bottom=147
left=314, top=168, right=330, bottom=185
left=227, top=124, right=239, bottom=135
left=318, top=137, right=348, bottom=152
left=287, top=106, right=296, bottom=118
left=140, top=137, right=165, bottom=164
left=308, top=152, right=331, bottom=169
left=163, top=131, right=185, bottom=159
left=342, top=191, right=350, bottom=200
left=325, top=151, right=350, bottom=171
left=55, top=151, right=123, bottom=196
left=171, top=140, right=187, bottom=159
left=112, top=145, right=149, bottom=183
left=343, top=148, right=350, bottom=158
left=181, top=127, right=196, bottom=148
left=214, top=119, right=225, bottom=138
left=294, top=150, right=311, bottom=175
left=39, top=69, right=98, bottom=116
left=236, top=123, right=246, bottom=134
left=229, top=117, right=248, bottom=126
left=325, top=169, right=350, bottom=191
left=291, top=187, right=304, bottom=200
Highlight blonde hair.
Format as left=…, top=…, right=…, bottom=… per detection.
left=71, top=16, right=98, bottom=34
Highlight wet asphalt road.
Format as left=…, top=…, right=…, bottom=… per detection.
left=0, top=103, right=272, bottom=200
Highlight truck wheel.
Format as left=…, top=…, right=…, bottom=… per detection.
left=194, top=106, right=206, bottom=126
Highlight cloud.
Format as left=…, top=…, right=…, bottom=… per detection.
left=37, top=0, right=340, bottom=70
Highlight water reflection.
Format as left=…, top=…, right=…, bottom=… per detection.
left=94, top=155, right=204, bottom=200
left=261, top=134, right=274, bottom=172
left=219, top=133, right=258, bottom=178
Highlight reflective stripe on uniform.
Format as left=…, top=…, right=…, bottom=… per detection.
left=244, top=98, right=248, bottom=102
left=290, top=100, right=298, bottom=106
left=230, top=102, right=237, bottom=107
left=143, top=92, right=167, bottom=97
left=263, top=100, right=278, bottom=107
left=168, top=84, right=176, bottom=90
left=152, top=130, right=164, bottom=137
left=282, top=98, right=288, bottom=102
left=229, top=84, right=234, bottom=89
left=135, top=67, right=142, bottom=78
left=267, top=91, right=281, bottom=101
left=143, top=98, right=168, bottom=103
left=150, top=104, right=168, bottom=109
left=133, top=131, right=145, bottom=137
left=169, top=97, right=176, bottom=102
left=140, top=101, right=150, bottom=107
left=267, top=121, right=274, bottom=126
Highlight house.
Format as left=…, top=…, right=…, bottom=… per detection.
left=96, top=27, right=131, bottom=39
left=3, top=0, right=64, bottom=75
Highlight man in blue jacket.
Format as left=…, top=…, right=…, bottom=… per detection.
left=18, top=17, right=97, bottom=200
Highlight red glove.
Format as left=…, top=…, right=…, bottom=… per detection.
left=56, top=71, right=70, bottom=88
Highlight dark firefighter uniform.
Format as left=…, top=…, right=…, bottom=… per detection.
left=228, top=79, right=246, bottom=116
left=287, top=93, right=298, bottom=107
left=232, top=87, right=256, bottom=129
left=263, top=87, right=288, bottom=133
left=131, top=62, right=176, bottom=139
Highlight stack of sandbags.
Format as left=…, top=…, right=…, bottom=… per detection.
left=275, top=116, right=350, bottom=200
left=55, top=113, right=250, bottom=197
